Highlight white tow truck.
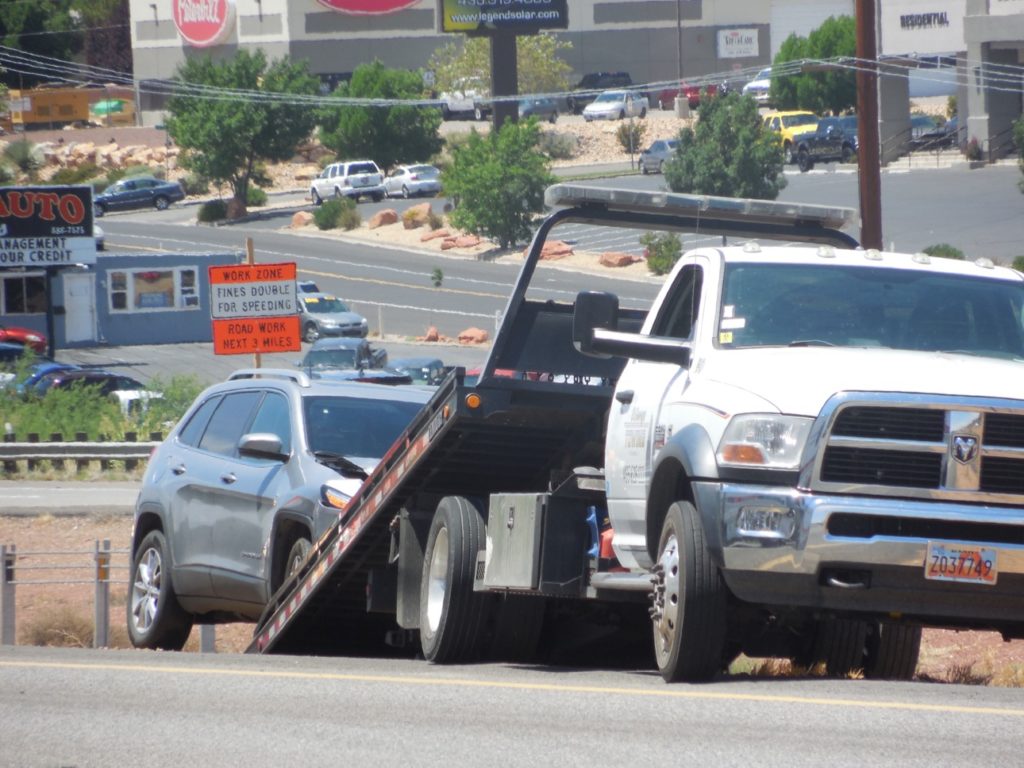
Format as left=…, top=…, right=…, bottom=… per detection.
left=250, top=185, right=1024, bottom=682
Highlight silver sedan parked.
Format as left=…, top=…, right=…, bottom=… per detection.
left=384, top=164, right=442, bottom=199
left=639, top=138, right=679, bottom=174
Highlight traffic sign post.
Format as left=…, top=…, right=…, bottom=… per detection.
left=208, top=256, right=301, bottom=356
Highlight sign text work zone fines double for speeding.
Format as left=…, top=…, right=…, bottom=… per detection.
left=209, top=262, right=301, bottom=354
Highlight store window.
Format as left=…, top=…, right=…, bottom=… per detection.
left=108, top=267, right=199, bottom=312
left=1, top=272, right=47, bottom=315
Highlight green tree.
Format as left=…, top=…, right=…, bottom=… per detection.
left=922, top=243, right=965, bottom=260
left=319, top=61, right=442, bottom=170
left=167, top=50, right=318, bottom=218
left=428, top=33, right=573, bottom=96
left=443, top=120, right=555, bottom=249
left=664, top=91, right=786, bottom=200
left=770, top=15, right=856, bottom=114
left=0, top=0, right=80, bottom=87
left=80, top=0, right=133, bottom=77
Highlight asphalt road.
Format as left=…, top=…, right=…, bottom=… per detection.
left=1, top=645, right=1022, bottom=767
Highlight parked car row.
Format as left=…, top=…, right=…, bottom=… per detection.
left=0, top=350, right=159, bottom=416
left=310, top=161, right=443, bottom=204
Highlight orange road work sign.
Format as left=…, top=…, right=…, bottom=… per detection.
left=208, top=262, right=301, bottom=355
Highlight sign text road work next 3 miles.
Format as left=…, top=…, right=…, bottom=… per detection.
left=209, top=262, right=301, bottom=354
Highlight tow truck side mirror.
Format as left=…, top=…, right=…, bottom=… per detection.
left=573, top=291, right=619, bottom=356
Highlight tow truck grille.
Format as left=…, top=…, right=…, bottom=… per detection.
left=816, top=400, right=1024, bottom=500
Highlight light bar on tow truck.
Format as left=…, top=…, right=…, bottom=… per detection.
left=543, top=184, right=859, bottom=247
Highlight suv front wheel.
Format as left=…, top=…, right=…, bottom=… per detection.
left=127, top=529, right=194, bottom=650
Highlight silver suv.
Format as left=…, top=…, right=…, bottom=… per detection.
left=126, top=369, right=431, bottom=650
left=310, top=160, right=385, bottom=204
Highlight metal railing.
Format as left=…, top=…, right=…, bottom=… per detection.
left=0, top=539, right=215, bottom=651
left=1, top=431, right=162, bottom=474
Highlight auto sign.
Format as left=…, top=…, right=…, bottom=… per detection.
left=0, top=185, right=96, bottom=268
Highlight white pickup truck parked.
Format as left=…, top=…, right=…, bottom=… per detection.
left=250, top=185, right=1024, bottom=685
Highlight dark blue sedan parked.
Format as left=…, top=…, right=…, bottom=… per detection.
left=94, top=176, right=185, bottom=216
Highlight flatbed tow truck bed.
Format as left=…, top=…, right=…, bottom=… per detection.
left=248, top=184, right=858, bottom=655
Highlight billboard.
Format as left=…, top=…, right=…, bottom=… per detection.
left=437, top=0, right=568, bottom=33
left=0, top=186, right=96, bottom=268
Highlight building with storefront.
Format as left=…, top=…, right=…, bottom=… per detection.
left=1, top=252, right=242, bottom=349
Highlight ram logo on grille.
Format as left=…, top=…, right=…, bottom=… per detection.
left=951, top=434, right=979, bottom=464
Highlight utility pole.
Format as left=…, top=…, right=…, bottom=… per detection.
left=491, top=30, right=518, bottom=131
left=856, top=0, right=882, bottom=249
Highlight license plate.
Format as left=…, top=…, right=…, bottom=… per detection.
left=924, top=541, right=997, bottom=585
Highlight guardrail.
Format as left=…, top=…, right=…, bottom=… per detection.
left=0, top=540, right=215, bottom=651
left=0, top=431, right=162, bottom=474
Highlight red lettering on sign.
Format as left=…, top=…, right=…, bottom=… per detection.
left=0, top=190, right=87, bottom=224
left=173, top=0, right=235, bottom=47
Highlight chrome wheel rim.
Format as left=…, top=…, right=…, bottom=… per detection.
left=130, top=546, right=162, bottom=634
left=425, top=527, right=449, bottom=634
left=651, top=532, right=681, bottom=666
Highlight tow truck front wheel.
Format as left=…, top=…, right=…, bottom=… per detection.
left=419, top=496, right=491, bottom=663
left=650, top=501, right=728, bottom=682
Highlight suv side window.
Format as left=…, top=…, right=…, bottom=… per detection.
left=178, top=395, right=222, bottom=447
left=247, top=392, right=292, bottom=454
left=198, top=391, right=262, bottom=456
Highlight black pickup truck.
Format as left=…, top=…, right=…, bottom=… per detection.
left=793, top=116, right=858, bottom=172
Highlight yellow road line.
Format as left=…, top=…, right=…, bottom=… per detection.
left=2, top=660, right=1021, bottom=717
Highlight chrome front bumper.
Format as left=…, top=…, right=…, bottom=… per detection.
left=694, top=481, right=1024, bottom=624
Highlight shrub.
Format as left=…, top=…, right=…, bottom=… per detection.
left=197, top=199, right=228, bottom=222
left=965, top=137, right=983, bottom=161
left=339, top=203, right=362, bottom=230
left=923, top=243, right=966, bottom=260
left=3, top=139, right=41, bottom=177
left=616, top=120, right=647, bottom=154
left=246, top=186, right=268, bottom=207
left=1012, top=256, right=1024, bottom=273
left=179, top=172, right=211, bottom=196
left=313, top=197, right=356, bottom=230
left=641, top=231, right=682, bottom=276
left=537, top=131, right=578, bottom=160
left=122, top=164, right=163, bottom=179
left=50, top=163, right=103, bottom=186
left=0, top=162, right=14, bottom=184
left=427, top=210, right=444, bottom=230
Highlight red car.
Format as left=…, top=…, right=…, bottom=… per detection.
left=657, top=82, right=719, bottom=111
left=0, top=325, right=47, bottom=354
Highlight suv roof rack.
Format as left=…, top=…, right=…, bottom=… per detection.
left=229, top=369, right=312, bottom=387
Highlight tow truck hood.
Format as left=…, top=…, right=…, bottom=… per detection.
left=700, top=347, right=1024, bottom=415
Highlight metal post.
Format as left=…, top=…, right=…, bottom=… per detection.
left=94, top=539, right=110, bottom=648
left=200, top=624, right=216, bottom=653
left=1, top=545, right=16, bottom=645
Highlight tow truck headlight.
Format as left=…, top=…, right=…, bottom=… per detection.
left=717, top=414, right=812, bottom=470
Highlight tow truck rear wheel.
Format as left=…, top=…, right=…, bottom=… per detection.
left=864, top=621, right=921, bottom=680
left=650, top=501, right=728, bottom=682
left=794, top=617, right=868, bottom=677
left=419, top=496, right=491, bottom=663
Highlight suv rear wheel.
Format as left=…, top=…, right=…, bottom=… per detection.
left=127, top=530, right=193, bottom=650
